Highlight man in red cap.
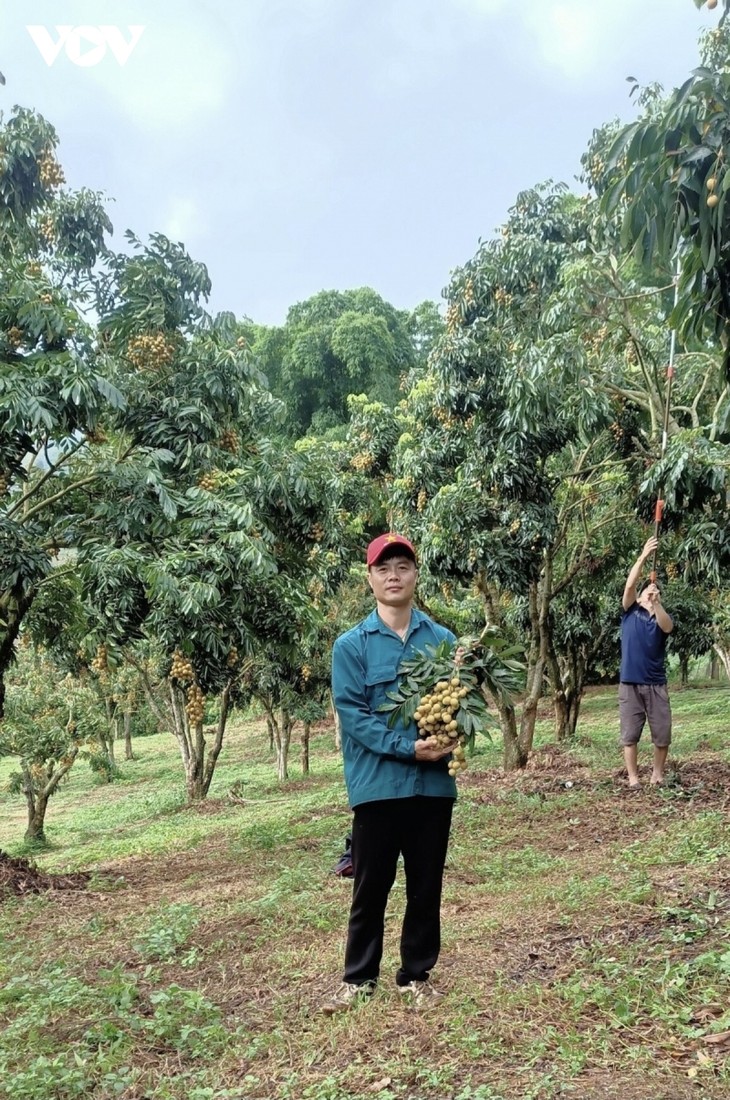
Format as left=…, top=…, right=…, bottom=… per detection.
left=324, top=533, right=457, bottom=1014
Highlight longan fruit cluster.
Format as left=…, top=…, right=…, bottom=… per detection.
left=219, top=428, right=240, bottom=454
left=185, top=683, right=205, bottom=726
left=0, top=473, right=10, bottom=496
left=197, top=470, right=219, bottom=492
left=350, top=451, right=374, bottom=471
left=38, top=150, right=65, bottom=189
left=447, top=742, right=468, bottom=778
left=39, top=215, right=57, bottom=244
left=415, top=677, right=468, bottom=739
left=415, top=677, right=470, bottom=777
left=91, top=644, right=109, bottom=673
left=169, top=650, right=194, bottom=682
left=446, top=302, right=461, bottom=333
left=127, top=332, right=176, bottom=371
left=226, top=646, right=239, bottom=668
left=415, top=677, right=468, bottom=741
left=6, top=326, right=23, bottom=349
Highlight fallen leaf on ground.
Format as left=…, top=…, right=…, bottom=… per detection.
left=703, top=1030, right=730, bottom=1046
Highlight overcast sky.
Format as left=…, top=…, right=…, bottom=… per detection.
left=4, top=1, right=716, bottom=325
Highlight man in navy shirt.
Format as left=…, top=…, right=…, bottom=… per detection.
left=619, top=535, right=674, bottom=789
left=323, top=533, right=457, bottom=1014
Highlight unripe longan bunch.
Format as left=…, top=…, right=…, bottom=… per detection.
left=226, top=646, right=239, bottom=668
left=170, top=649, right=194, bottom=682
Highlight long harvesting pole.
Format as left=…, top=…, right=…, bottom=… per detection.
left=650, top=254, right=681, bottom=583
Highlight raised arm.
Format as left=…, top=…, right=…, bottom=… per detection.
left=622, top=536, right=658, bottom=611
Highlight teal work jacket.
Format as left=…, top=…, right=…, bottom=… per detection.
left=331, top=608, right=457, bottom=809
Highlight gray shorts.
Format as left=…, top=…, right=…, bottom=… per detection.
left=619, top=683, right=672, bottom=748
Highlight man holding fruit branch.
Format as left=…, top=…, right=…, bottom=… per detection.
left=324, top=533, right=458, bottom=1014
left=324, top=533, right=523, bottom=1016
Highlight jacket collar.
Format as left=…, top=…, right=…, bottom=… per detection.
left=363, top=607, right=426, bottom=634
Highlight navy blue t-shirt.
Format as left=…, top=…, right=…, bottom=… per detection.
left=620, top=603, right=668, bottom=684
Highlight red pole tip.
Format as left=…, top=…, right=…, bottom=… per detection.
left=654, top=499, right=665, bottom=522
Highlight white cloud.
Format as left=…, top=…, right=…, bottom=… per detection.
left=447, top=0, right=703, bottom=81
left=12, top=0, right=237, bottom=131
left=82, top=15, right=236, bottom=131
left=161, top=197, right=206, bottom=245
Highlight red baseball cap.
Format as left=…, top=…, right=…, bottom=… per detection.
left=366, top=533, right=416, bottom=567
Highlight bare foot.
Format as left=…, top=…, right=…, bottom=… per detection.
left=628, top=780, right=641, bottom=791
left=650, top=775, right=664, bottom=787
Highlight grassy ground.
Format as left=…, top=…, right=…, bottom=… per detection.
left=1, top=683, right=729, bottom=1100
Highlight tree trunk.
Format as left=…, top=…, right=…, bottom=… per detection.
left=99, top=694, right=117, bottom=768
left=713, top=644, right=730, bottom=680
left=498, top=701, right=526, bottom=770
left=125, top=651, right=170, bottom=732
left=266, top=713, right=275, bottom=752
left=553, top=687, right=583, bottom=740
left=22, top=763, right=49, bottom=844
left=549, top=645, right=585, bottom=742
left=199, top=683, right=231, bottom=799
left=185, top=731, right=206, bottom=801
left=475, top=569, right=537, bottom=771
left=25, top=793, right=49, bottom=844
left=271, top=707, right=293, bottom=781
left=515, top=574, right=551, bottom=765
left=680, top=656, right=690, bottom=687
left=301, top=721, right=311, bottom=775
left=706, top=652, right=720, bottom=680
left=169, top=682, right=231, bottom=802
left=22, top=748, right=78, bottom=844
left=123, top=708, right=134, bottom=760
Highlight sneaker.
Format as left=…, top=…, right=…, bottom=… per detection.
left=397, top=979, right=445, bottom=1010
left=320, top=982, right=374, bottom=1016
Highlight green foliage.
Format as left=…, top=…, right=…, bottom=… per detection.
left=134, top=903, right=200, bottom=962
left=379, top=627, right=524, bottom=748
left=602, top=21, right=730, bottom=361
left=250, top=288, right=433, bottom=435
left=0, top=649, right=104, bottom=777
left=0, top=962, right=231, bottom=1099
left=665, top=579, right=715, bottom=671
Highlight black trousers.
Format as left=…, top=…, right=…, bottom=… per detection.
left=343, top=796, right=454, bottom=987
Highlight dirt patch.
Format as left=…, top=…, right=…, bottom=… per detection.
left=465, top=750, right=730, bottom=813
left=0, top=849, right=91, bottom=899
